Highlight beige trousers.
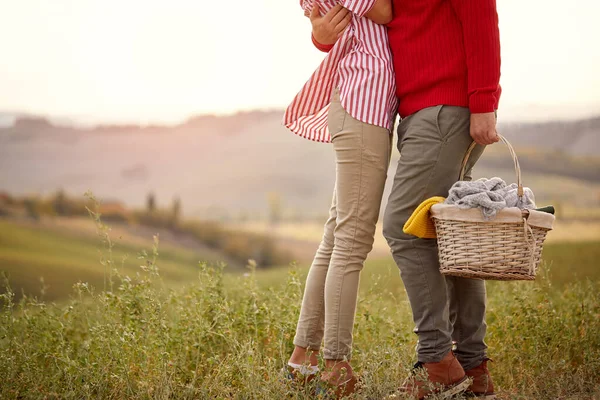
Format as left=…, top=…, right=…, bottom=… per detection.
left=293, top=91, right=391, bottom=360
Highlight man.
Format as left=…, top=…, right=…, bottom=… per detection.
left=310, top=0, right=501, bottom=398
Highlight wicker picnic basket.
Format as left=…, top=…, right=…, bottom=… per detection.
left=430, top=134, right=555, bottom=281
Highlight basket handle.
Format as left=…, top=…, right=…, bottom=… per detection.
left=459, top=134, right=524, bottom=198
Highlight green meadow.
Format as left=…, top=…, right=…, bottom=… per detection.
left=0, top=219, right=206, bottom=302
left=1, top=216, right=600, bottom=399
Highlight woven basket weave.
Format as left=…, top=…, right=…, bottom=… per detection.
left=431, top=135, right=554, bottom=281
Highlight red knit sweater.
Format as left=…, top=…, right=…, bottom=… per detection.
left=387, top=0, right=501, bottom=117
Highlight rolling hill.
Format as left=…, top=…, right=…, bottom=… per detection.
left=1, top=111, right=599, bottom=220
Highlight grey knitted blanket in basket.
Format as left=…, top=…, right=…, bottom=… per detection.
left=444, top=177, right=536, bottom=220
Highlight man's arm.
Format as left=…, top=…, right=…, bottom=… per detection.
left=450, top=0, right=501, bottom=145
left=337, top=0, right=392, bottom=24
left=364, top=0, right=393, bottom=25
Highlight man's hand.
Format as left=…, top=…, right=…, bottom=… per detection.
left=305, top=5, right=352, bottom=46
left=470, top=112, right=499, bottom=145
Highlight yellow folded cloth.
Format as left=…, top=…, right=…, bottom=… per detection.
left=403, top=196, right=446, bottom=239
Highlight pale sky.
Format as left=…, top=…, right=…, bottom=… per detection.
left=0, top=0, right=599, bottom=124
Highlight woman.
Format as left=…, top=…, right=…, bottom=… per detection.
left=283, top=0, right=397, bottom=396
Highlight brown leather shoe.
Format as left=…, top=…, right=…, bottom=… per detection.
left=397, top=351, right=471, bottom=399
left=465, top=359, right=496, bottom=399
left=318, top=374, right=359, bottom=399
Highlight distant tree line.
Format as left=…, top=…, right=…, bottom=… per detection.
left=0, top=190, right=291, bottom=268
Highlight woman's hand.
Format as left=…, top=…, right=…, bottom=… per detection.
left=365, top=0, right=393, bottom=25
left=306, top=5, right=352, bottom=45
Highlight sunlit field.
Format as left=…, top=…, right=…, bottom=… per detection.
left=228, top=217, right=600, bottom=263
left=1, top=213, right=599, bottom=399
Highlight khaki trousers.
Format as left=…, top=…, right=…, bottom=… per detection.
left=382, top=105, right=488, bottom=370
left=293, top=91, right=391, bottom=360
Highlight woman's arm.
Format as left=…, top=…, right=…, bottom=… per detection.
left=308, top=0, right=391, bottom=53
left=364, top=0, right=393, bottom=25
left=308, top=5, right=352, bottom=52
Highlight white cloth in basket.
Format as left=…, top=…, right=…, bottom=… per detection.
left=444, top=177, right=536, bottom=220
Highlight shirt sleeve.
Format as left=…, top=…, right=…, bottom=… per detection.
left=449, top=0, right=502, bottom=113
left=300, top=0, right=310, bottom=13
left=340, top=0, right=377, bottom=18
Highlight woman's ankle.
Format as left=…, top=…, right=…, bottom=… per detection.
left=289, top=345, right=319, bottom=366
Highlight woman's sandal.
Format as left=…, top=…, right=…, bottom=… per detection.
left=281, top=364, right=319, bottom=386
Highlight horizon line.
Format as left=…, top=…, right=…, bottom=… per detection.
left=1, top=105, right=599, bottom=130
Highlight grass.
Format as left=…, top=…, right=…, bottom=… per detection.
left=1, top=215, right=600, bottom=398
left=0, top=219, right=206, bottom=302
left=3, top=216, right=599, bottom=303
left=1, top=258, right=599, bottom=399
left=537, top=241, right=600, bottom=284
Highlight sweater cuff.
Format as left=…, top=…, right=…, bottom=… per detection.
left=469, top=89, right=500, bottom=113
left=311, top=34, right=335, bottom=53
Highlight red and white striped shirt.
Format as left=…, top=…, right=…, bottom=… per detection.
left=284, top=0, right=397, bottom=143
